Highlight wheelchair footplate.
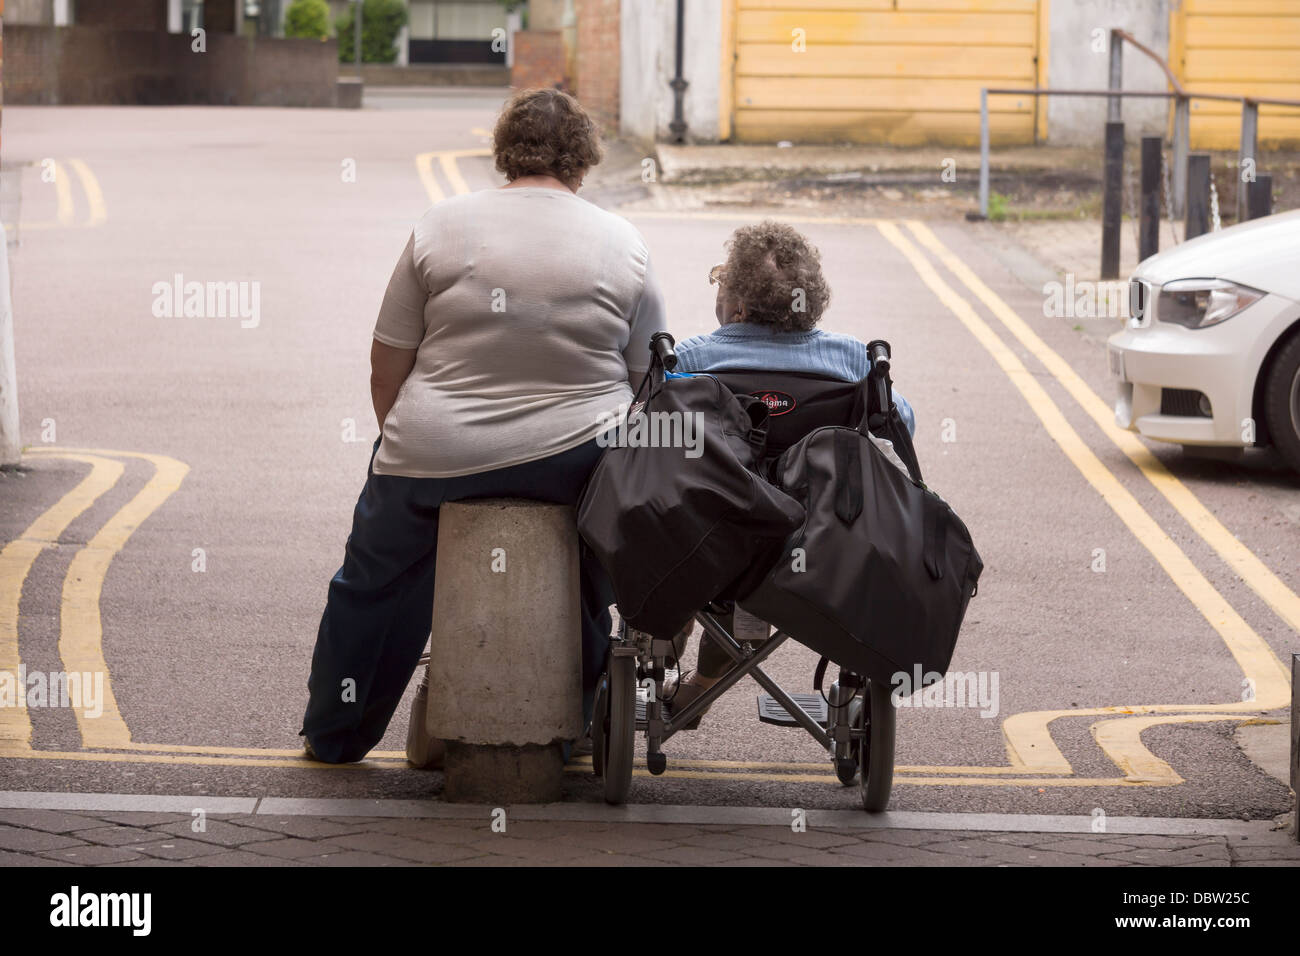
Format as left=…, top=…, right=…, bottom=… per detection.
left=756, top=692, right=829, bottom=728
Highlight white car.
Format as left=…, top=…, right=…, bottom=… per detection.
left=1107, top=209, right=1300, bottom=473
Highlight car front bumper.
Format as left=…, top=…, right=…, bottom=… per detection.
left=1107, top=293, right=1298, bottom=447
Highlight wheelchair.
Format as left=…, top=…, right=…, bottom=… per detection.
left=589, top=334, right=901, bottom=812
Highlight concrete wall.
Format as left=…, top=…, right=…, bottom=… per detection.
left=620, top=0, right=720, bottom=143
left=4, top=25, right=341, bottom=106
left=1046, top=0, right=1170, bottom=145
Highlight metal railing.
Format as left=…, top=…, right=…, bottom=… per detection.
left=977, top=28, right=1300, bottom=222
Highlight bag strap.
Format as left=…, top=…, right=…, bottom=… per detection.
left=833, top=429, right=863, bottom=523
left=813, top=656, right=830, bottom=696
left=855, top=343, right=925, bottom=486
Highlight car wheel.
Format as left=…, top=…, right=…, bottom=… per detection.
left=1262, top=330, right=1300, bottom=475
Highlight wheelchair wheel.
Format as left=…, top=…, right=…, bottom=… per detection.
left=602, top=654, right=636, bottom=805
left=835, top=696, right=863, bottom=785
left=590, top=672, right=608, bottom=778
left=858, top=679, right=895, bottom=812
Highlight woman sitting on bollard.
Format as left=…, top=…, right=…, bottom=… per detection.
left=300, top=88, right=667, bottom=765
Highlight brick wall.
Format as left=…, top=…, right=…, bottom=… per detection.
left=73, top=0, right=168, bottom=31
left=4, top=26, right=340, bottom=107
left=575, top=0, right=619, bottom=131
left=511, top=30, right=564, bottom=91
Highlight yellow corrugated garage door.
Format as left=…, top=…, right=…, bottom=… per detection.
left=728, top=0, right=1044, bottom=145
left=1175, top=0, right=1300, bottom=148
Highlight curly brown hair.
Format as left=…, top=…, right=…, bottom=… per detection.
left=492, top=88, right=604, bottom=190
left=722, top=220, right=831, bottom=332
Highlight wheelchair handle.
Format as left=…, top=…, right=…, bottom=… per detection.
left=650, top=331, right=678, bottom=371
left=866, top=339, right=891, bottom=375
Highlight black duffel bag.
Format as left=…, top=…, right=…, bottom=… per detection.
left=577, top=334, right=805, bottom=640
left=740, top=341, right=983, bottom=689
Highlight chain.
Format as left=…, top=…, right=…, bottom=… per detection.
left=1162, top=150, right=1181, bottom=245
left=1209, top=173, right=1222, bottom=232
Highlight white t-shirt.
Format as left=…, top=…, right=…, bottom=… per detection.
left=371, top=186, right=667, bottom=478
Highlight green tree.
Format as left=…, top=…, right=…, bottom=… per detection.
left=284, top=0, right=331, bottom=40
left=336, top=0, right=409, bottom=64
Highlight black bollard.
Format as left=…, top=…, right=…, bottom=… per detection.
left=1139, top=137, right=1162, bottom=262
left=1185, top=153, right=1211, bottom=240
left=1101, top=121, right=1124, bottom=280
left=1247, top=174, right=1273, bottom=220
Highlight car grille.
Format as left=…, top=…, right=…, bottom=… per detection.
left=1160, top=388, right=1211, bottom=417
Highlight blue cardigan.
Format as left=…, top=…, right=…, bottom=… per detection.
left=674, top=322, right=917, bottom=436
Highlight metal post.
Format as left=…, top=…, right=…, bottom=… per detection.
left=1185, top=153, right=1211, bottom=240
left=979, top=88, right=990, bottom=219
left=1292, top=654, right=1298, bottom=843
left=355, top=0, right=363, bottom=78
left=1139, top=136, right=1162, bottom=261
left=1108, top=30, right=1124, bottom=123
left=1172, top=96, right=1190, bottom=219
left=1101, top=122, right=1124, bottom=279
left=668, top=0, right=689, bottom=142
left=0, top=224, right=20, bottom=468
left=1238, top=100, right=1258, bottom=224
left=1247, top=174, right=1273, bottom=220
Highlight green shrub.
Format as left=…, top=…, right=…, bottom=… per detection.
left=284, top=0, right=330, bottom=40
left=336, top=0, right=409, bottom=64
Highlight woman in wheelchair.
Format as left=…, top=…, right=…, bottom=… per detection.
left=664, top=220, right=916, bottom=724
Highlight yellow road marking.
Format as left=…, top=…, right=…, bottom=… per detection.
left=1091, top=714, right=1253, bottom=784
left=875, top=220, right=1288, bottom=782
left=27, top=449, right=189, bottom=748
left=414, top=153, right=444, bottom=204
left=0, top=455, right=124, bottom=753
left=67, top=159, right=107, bottom=227
left=0, top=745, right=1150, bottom=785
left=4, top=158, right=108, bottom=231
left=0, top=747, right=406, bottom=769
left=414, top=149, right=492, bottom=204
left=52, top=160, right=75, bottom=226
left=905, top=220, right=1300, bottom=641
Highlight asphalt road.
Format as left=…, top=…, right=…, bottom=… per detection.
left=1, top=92, right=1297, bottom=819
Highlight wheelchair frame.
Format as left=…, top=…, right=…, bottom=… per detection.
left=590, top=608, right=896, bottom=811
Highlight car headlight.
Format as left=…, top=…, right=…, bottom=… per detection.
left=1157, top=278, right=1263, bottom=329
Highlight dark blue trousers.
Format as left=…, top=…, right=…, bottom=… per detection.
left=300, top=437, right=614, bottom=764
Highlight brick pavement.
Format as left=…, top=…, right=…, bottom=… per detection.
left=0, top=806, right=1295, bottom=867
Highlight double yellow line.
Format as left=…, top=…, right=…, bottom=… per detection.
left=879, top=219, right=1291, bottom=781
left=415, top=148, right=491, bottom=203
left=0, top=449, right=187, bottom=755
left=9, top=158, right=107, bottom=231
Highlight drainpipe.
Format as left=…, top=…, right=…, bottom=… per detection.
left=668, top=0, right=688, bottom=142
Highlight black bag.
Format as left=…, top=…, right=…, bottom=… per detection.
left=577, top=354, right=805, bottom=641
left=740, top=346, right=982, bottom=688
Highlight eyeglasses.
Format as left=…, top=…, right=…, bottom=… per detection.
left=708, top=263, right=726, bottom=286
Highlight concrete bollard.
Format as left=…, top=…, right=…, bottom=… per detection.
left=336, top=78, right=363, bottom=109
left=424, top=499, right=583, bottom=803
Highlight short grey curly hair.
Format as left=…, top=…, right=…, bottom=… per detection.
left=721, top=220, right=831, bottom=332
